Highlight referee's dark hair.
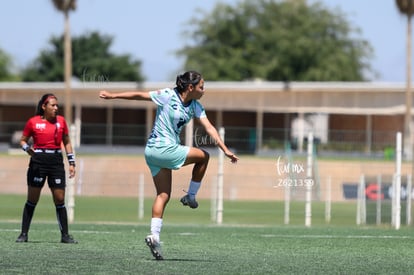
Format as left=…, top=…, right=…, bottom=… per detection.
left=36, top=93, right=57, bottom=116
left=175, top=71, right=202, bottom=93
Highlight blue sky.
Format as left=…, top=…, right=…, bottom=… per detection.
left=0, top=0, right=408, bottom=82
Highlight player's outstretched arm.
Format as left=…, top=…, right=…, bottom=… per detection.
left=198, top=117, right=239, bottom=163
left=99, top=90, right=152, bottom=101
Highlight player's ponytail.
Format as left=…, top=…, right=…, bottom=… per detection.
left=175, top=71, right=202, bottom=93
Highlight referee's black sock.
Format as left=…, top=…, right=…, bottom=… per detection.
left=55, top=204, right=69, bottom=236
left=21, top=201, right=36, bottom=234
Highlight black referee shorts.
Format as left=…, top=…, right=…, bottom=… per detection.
left=27, top=151, right=66, bottom=189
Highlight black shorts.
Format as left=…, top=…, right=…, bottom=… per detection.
left=27, top=151, right=66, bottom=189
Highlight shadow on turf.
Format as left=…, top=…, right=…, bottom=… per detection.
left=15, top=241, right=74, bottom=244
left=149, top=258, right=217, bottom=262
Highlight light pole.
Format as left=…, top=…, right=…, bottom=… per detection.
left=396, top=0, right=414, bottom=160
left=52, top=0, right=76, bottom=222
left=397, top=0, right=414, bottom=229
left=52, top=0, right=76, bottom=125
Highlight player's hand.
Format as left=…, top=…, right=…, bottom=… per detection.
left=69, top=165, right=76, bottom=179
left=27, top=148, right=35, bottom=157
left=225, top=152, right=239, bottom=163
left=99, top=90, right=113, bottom=99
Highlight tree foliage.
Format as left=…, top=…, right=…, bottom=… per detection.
left=22, top=31, right=144, bottom=82
left=52, top=0, right=76, bottom=12
left=0, top=48, right=19, bottom=81
left=178, top=0, right=374, bottom=81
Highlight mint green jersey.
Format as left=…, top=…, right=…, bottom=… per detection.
left=147, top=88, right=206, bottom=147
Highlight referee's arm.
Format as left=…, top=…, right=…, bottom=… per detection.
left=63, top=134, right=76, bottom=178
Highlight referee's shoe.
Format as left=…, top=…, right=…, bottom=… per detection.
left=61, top=234, right=78, bottom=244
left=16, top=233, right=28, bottom=243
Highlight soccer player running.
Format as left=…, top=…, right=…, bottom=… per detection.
left=16, top=93, right=77, bottom=244
left=99, top=71, right=238, bottom=260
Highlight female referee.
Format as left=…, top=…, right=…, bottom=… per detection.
left=99, top=71, right=238, bottom=260
left=16, top=93, right=77, bottom=244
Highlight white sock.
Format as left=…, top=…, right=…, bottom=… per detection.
left=150, top=218, right=162, bottom=241
left=187, top=180, right=201, bottom=199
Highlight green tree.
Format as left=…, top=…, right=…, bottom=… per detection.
left=178, top=0, right=374, bottom=81
left=22, top=31, right=144, bottom=82
left=0, top=48, right=19, bottom=81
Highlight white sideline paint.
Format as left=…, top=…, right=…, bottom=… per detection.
left=2, top=228, right=410, bottom=240
left=0, top=228, right=119, bottom=234
left=260, top=234, right=411, bottom=239
left=177, top=232, right=199, bottom=236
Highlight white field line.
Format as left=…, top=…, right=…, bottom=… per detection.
left=260, top=234, right=412, bottom=239
left=0, top=228, right=121, bottom=234
left=1, top=228, right=411, bottom=239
